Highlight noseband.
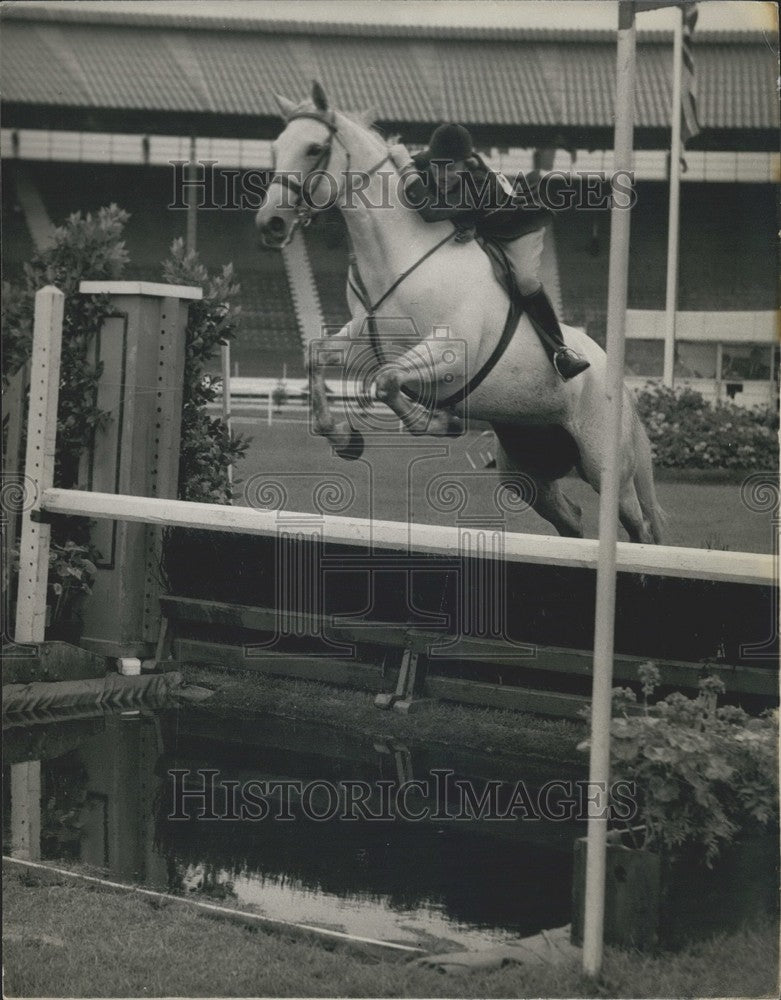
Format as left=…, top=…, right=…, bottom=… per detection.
left=268, top=110, right=391, bottom=245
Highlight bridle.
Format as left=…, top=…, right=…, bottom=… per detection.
left=267, top=109, right=391, bottom=246
left=266, top=107, right=520, bottom=411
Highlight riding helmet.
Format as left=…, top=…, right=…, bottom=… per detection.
left=426, top=123, right=474, bottom=162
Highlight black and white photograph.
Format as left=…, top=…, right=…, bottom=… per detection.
left=1, top=0, right=778, bottom=997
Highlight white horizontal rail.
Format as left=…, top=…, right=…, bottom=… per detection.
left=79, top=281, right=203, bottom=300
left=5, top=131, right=777, bottom=182
left=39, top=488, right=774, bottom=586
left=626, top=309, right=777, bottom=344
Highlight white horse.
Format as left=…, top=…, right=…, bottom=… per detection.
left=255, top=83, right=664, bottom=544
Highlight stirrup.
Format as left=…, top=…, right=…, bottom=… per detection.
left=553, top=349, right=590, bottom=381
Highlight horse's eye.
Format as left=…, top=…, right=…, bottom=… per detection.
left=306, top=143, right=324, bottom=157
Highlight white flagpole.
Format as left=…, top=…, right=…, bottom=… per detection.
left=582, top=0, right=637, bottom=978
left=221, top=341, right=233, bottom=486
left=663, top=7, right=684, bottom=388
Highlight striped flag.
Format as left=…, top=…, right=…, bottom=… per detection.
left=634, top=2, right=700, bottom=145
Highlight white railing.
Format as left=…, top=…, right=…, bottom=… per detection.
left=37, top=487, right=773, bottom=586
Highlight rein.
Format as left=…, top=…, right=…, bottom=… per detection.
left=269, top=109, right=390, bottom=245
left=271, top=109, right=521, bottom=409
left=347, top=230, right=456, bottom=368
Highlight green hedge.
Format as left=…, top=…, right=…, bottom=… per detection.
left=634, top=383, right=778, bottom=470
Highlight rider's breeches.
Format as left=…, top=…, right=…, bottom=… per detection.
left=501, top=228, right=545, bottom=297
left=500, top=227, right=566, bottom=356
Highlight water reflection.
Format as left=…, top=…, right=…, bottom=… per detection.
left=4, top=705, right=582, bottom=950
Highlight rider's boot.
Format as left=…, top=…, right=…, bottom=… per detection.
left=522, top=287, right=590, bottom=381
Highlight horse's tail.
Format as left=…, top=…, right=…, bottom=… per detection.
left=629, top=396, right=666, bottom=544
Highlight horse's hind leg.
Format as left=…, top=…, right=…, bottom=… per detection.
left=529, top=479, right=584, bottom=538
left=494, top=439, right=583, bottom=537
left=618, top=480, right=655, bottom=544
left=575, top=427, right=655, bottom=544
left=492, top=424, right=583, bottom=537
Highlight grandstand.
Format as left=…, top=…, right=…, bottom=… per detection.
left=1, top=4, right=778, bottom=396
left=554, top=179, right=777, bottom=325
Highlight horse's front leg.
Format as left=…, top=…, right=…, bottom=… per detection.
left=373, top=342, right=465, bottom=437
left=308, top=318, right=366, bottom=460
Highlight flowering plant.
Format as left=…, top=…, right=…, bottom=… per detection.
left=634, top=383, right=778, bottom=470
left=581, top=663, right=778, bottom=865
left=47, top=541, right=98, bottom=625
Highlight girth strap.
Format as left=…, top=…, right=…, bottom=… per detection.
left=348, top=233, right=524, bottom=410
left=438, top=297, right=523, bottom=409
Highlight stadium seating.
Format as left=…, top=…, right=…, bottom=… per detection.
left=555, top=179, right=777, bottom=343
left=302, top=210, right=351, bottom=330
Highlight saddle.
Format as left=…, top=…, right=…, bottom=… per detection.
left=427, top=233, right=523, bottom=408
left=476, top=234, right=521, bottom=304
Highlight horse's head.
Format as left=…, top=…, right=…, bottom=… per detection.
left=255, top=81, right=379, bottom=248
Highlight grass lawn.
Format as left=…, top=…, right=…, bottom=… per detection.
left=4, top=862, right=778, bottom=998
left=183, top=665, right=586, bottom=768
left=232, top=417, right=772, bottom=553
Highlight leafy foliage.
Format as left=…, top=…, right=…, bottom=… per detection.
left=46, top=541, right=98, bottom=624
left=582, top=664, right=779, bottom=865
left=3, top=212, right=245, bottom=638
left=1, top=280, right=34, bottom=383
left=2, top=206, right=130, bottom=490
left=162, top=239, right=250, bottom=503
left=634, top=383, right=778, bottom=470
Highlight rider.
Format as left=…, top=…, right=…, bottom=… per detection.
left=389, top=123, right=590, bottom=381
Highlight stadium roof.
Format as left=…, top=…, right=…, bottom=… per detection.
left=1, top=5, right=777, bottom=149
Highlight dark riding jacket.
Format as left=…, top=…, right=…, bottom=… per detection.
left=403, top=153, right=551, bottom=240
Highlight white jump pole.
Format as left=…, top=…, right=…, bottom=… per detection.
left=14, top=286, right=65, bottom=646
left=582, top=0, right=637, bottom=978
left=662, top=6, right=684, bottom=388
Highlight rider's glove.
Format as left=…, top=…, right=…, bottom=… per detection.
left=454, top=225, right=476, bottom=244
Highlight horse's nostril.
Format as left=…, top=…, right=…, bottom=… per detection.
left=267, top=216, right=286, bottom=233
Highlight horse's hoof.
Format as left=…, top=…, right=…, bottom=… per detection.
left=334, top=429, right=365, bottom=461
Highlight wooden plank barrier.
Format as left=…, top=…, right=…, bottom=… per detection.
left=158, top=595, right=778, bottom=703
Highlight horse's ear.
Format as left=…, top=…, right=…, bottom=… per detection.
left=273, top=93, right=298, bottom=120
left=355, top=106, right=378, bottom=128
left=311, top=80, right=329, bottom=112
